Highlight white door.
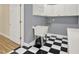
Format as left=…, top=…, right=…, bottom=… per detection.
left=68, top=28, right=79, bottom=54
left=9, top=4, right=20, bottom=44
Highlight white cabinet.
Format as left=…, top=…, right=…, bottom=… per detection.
left=33, top=4, right=65, bottom=16
left=55, top=5, right=64, bottom=16
left=64, top=4, right=77, bottom=16
left=33, top=4, right=78, bottom=16
left=49, top=4, right=64, bottom=16
left=33, top=4, right=45, bottom=16
left=44, top=5, right=55, bottom=16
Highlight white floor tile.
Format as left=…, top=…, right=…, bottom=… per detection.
left=50, top=37, right=56, bottom=39
left=61, top=44, right=68, bottom=48
left=40, top=46, right=50, bottom=52
left=46, top=41, right=54, bottom=44
left=28, top=47, right=39, bottom=53
left=48, top=52, right=54, bottom=54
left=15, top=48, right=27, bottom=54
left=47, top=33, right=52, bottom=36
left=57, top=35, right=63, bottom=39
left=60, top=51, right=68, bottom=54
left=51, top=45, right=61, bottom=50
left=23, top=42, right=31, bottom=47
left=55, top=40, right=62, bottom=43
left=62, top=39, right=68, bottom=42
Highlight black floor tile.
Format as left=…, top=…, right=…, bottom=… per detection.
left=34, top=45, right=42, bottom=48
left=36, top=50, right=48, bottom=54
left=61, top=47, right=67, bottom=52
left=63, top=37, right=68, bottom=40
left=23, top=51, right=34, bottom=54
left=11, top=52, right=18, bottom=54
left=46, top=36, right=50, bottom=38
left=49, top=48, right=60, bottom=54
left=51, top=36, right=56, bottom=38
left=44, top=43, right=52, bottom=47
left=53, top=42, right=61, bottom=46
left=56, top=38, right=62, bottom=41
left=49, top=39, right=54, bottom=41
left=62, top=41, right=68, bottom=44
left=14, top=46, right=20, bottom=51
left=22, top=46, right=32, bottom=49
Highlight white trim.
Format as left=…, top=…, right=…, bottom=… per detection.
left=0, top=32, right=10, bottom=39
left=0, top=32, right=20, bottom=44
left=23, top=42, right=31, bottom=47
left=23, top=39, right=35, bottom=47
left=6, top=50, right=14, bottom=54
left=20, top=4, right=24, bottom=46
left=29, top=40, right=35, bottom=46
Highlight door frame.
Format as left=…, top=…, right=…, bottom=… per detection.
left=20, top=4, right=24, bottom=46
left=9, top=4, right=24, bottom=46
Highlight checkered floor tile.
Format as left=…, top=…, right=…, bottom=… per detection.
left=10, top=34, right=68, bottom=54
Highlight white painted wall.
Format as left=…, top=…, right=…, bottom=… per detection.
left=0, top=5, right=9, bottom=36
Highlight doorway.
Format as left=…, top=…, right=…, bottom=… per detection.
left=0, top=4, right=24, bottom=54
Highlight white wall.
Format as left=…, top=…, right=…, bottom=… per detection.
left=0, top=5, right=9, bottom=36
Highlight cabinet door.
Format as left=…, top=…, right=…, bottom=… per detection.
left=64, top=4, right=77, bottom=16
left=44, top=5, right=55, bottom=16
left=47, top=4, right=77, bottom=16
left=33, top=4, right=45, bottom=16
left=44, top=4, right=64, bottom=16
left=33, top=4, right=78, bottom=16
left=54, top=4, right=64, bottom=16
left=54, top=4, right=77, bottom=16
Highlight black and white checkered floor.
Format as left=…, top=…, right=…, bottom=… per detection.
left=10, top=34, right=68, bottom=54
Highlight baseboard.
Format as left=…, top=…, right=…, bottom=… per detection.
left=0, top=32, right=10, bottom=39
left=6, top=50, right=14, bottom=54
left=23, top=42, right=31, bottom=47
left=0, top=32, right=20, bottom=45
left=23, top=40, right=35, bottom=47
left=29, top=40, right=35, bottom=46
